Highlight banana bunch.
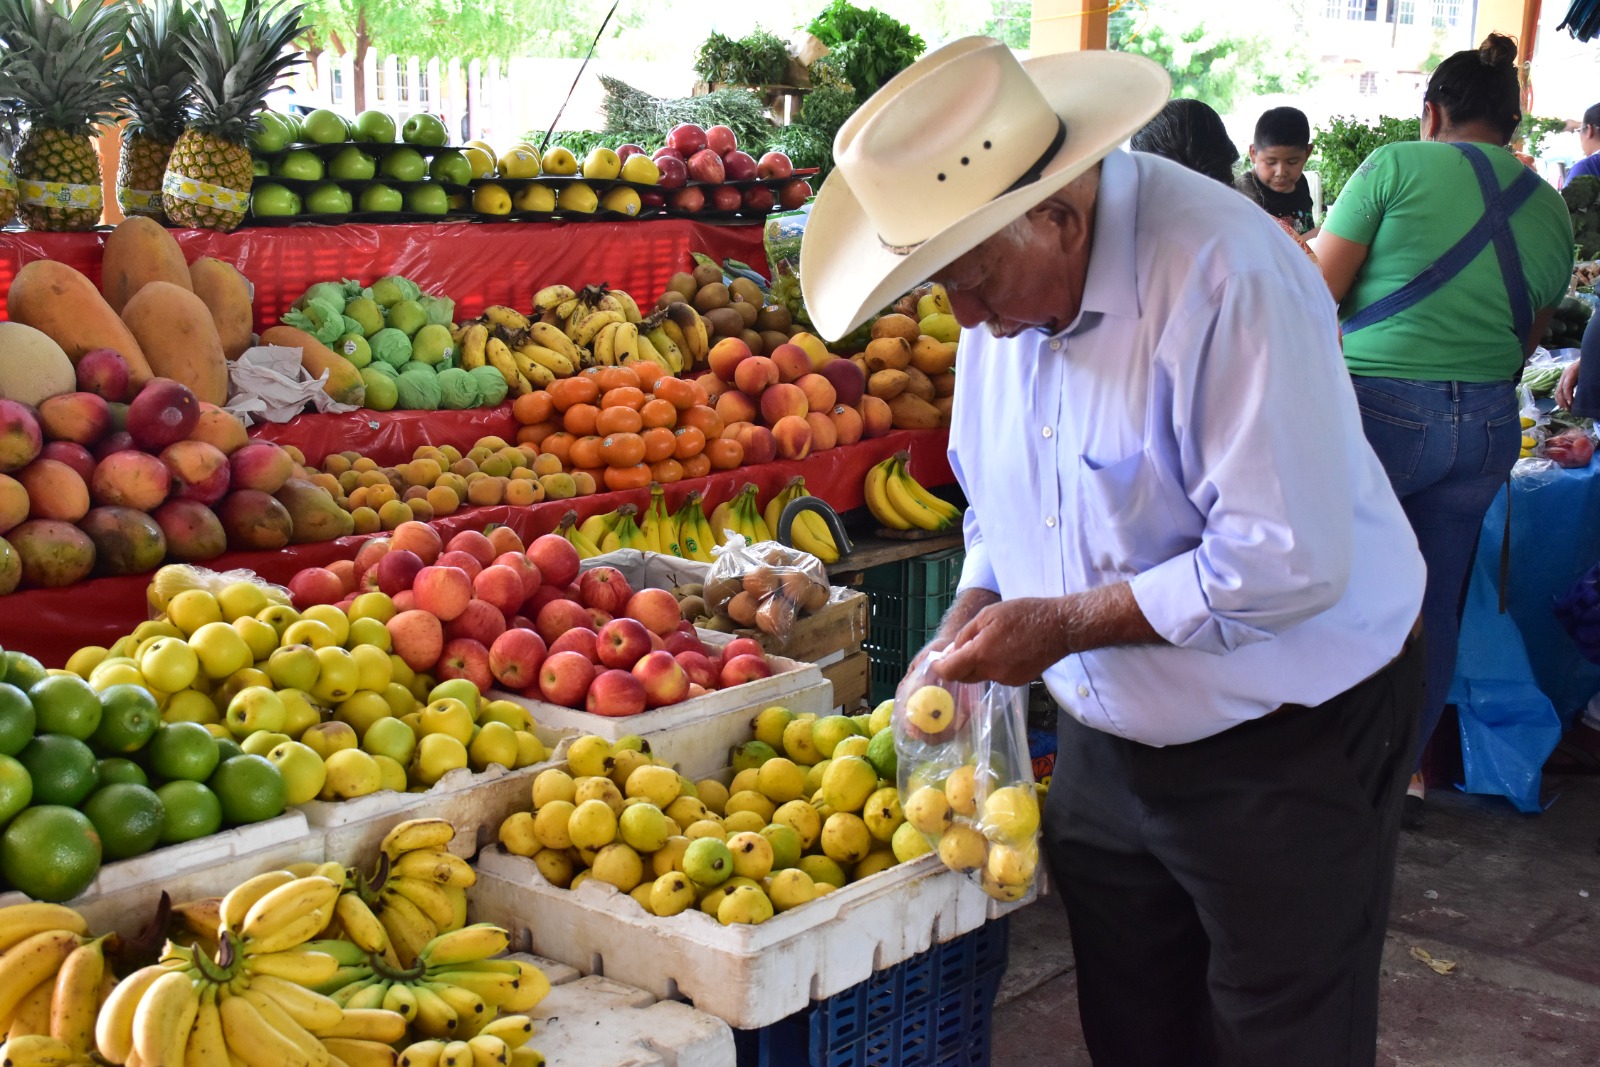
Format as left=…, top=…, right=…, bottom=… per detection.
left=672, top=493, right=716, bottom=563
left=597, top=506, right=646, bottom=554
left=638, top=485, right=680, bottom=556
left=562, top=285, right=643, bottom=350
left=324, top=926, right=548, bottom=1043
left=327, top=820, right=474, bottom=969
left=0, top=903, right=100, bottom=1065
left=865, top=453, right=963, bottom=533
left=708, top=484, right=770, bottom=547
left=556, top=511, right=601, bottom=559
left=640, top=304, right=707, bottom=374
left=397, top=1013, right=544, bottom=1067
left=764, top=478, right=840, bottom=564
left=452, top=304, right=584, bottom=394
left=95, top=870, right=405, bottom=1067
left=591, top=320, right=642, bottom=367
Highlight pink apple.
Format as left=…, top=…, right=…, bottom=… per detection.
left=709, top=185, right=742, bottom=212
left=527, top=534, right=580, bottom=588
left=549, top=627, right=602, bottom=664
left=586, top=608, right=614, bottom=632
left=757, top=151, right=794, bottom=180
left=722, top=150, right=757, bottom=181
left=663, top=631, right=705, bottom=657
left=494, top=552, right=542, bottom=598
left=625, top=587, right=682, bottom=636
left=377, top=549, right=424, bottom=596
left=706, top=125, right=738, bottom=157
left=436, top=550, right=483, bottom=582
left=535, top=598, right=594, bottom=646
left=355, top=538, right=390, bottom=573
left=723, top=637, right=765, bottom=663
left=393, top=589, right=417, bottom=612
left=524, top=584, right=568, bottom=621
left=578, top=566, right=633, bottom=615
left=288, top=567, right=343, bottom=609
left=388, top=610, right=444, bottom=671
left=779, top=179, right=812, bottom=210
left=413, top=565, right=473, bottom=621
left=540, top=650, right=595, bottom=708
left=587, top=669, right=647, bottom=717
left=490, top=629, right=547, bottom=689
left=667, top=124, right=708, bottom=157
left=675, top=650, right=719, bottom=690
left=438, top=638, right=492, bottom=692
left=617, top=143, right=645, bottom=162
left=655, top=155, right=688, bottom=190
left=474, top=565, right=526, bottom=616
left=632, top=650, right=689, bottom=708
left=446, top=530, right=497, bottom=567
left=596, top=617, right=652, bottom=669
left=511, top=614, right=534, bottom=631
left=359, top=565, right=381, bottom=593
left=720, top=653, right=773, bottom=688
left=445, top=599, right=506, bottom=647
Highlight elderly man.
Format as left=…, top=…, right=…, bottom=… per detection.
left=801, top=39, right=1426, bottom=1067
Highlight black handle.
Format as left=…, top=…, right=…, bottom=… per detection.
left=777, top=496, right=852, bottom=558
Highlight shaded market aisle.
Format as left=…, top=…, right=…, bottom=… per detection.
left=992, top=774, right=1600, bottom=1066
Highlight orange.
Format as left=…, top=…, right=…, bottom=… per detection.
left=706, top=439, right=744, bottom=470
left=599, top=433, right=646, bottom=467
left=594, top=406, right=643, bottom=436
left=541, top=432, right=576, bottom=466
left=650, top=458, right=684, bottom=484
left=681, top=405, right=724, bottom=439
left=595, top=366, right=640, bottom=392
left=673, top=426, right=707, bottom=460
left=681, top=454, right=711, bottom=479
left=563, top=403, right=600, bottom=436
left=640, top=398, right=677, bottom=429
left=603, top=463, right=652, bottom=491
left=569, top=435, right=605, bottom=469
left=632, top=360, right=666, bottom=390
left=653, top=377, right=696, bottom=410
left=548, top=377, right=598, bottom=411
left=640, top=426, right=676, bottom=463
left=599, top=386, right=645, bottom=411
left=513, top=391, right=555, bottom=425
left=517, top=420, right=559, bottom=448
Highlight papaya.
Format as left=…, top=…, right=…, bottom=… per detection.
left=6, top=260, right=155, bottom=384
left=102, top=216, right=191, bottom=313
left=867, top=369, right=910, bottom=400
left=260, top=325, right=366, bottom=408
left=120, top=282, right=229, bottom=406
left=188, top=257, right=254, bottom=360
left=887, top=393, right=941, bottom=429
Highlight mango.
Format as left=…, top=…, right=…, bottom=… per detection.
left=81, top=506, right=167, bottom=576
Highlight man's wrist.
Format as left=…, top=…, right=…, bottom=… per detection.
left=935, top=587, right=1000, bottom=645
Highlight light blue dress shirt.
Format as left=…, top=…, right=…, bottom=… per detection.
left=948, top=149, right=1426, bottom=746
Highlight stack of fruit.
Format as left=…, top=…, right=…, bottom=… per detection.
left=863, top=453, right=965, bottom=534
left=467, top=139, right=663, bottom=219
left=655, top=261, right=817, bottom=361
left=650, top=123, right=811, bottom=217
left=495, top=709, right=921, bottom=925
left=0, top=640, right=289, bottom=902
left=0, top=373, right=354, bottom=593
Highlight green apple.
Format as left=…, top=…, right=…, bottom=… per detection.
left=240, top=730, right=291, bottom=757
left=266, top=644, right=320, bottom=692
left=359, top=183, right=403, bottom=213
left=379, top=147, right=427, bottom=182
left=249, top=112, right=293, bottom=153
left=353, top=109, right=396, bottom=144
left=329, top=146, right=376, bottom=180
left=303, top=108, right=350, bottom=145
left=250, top=183, right=300, bottom=216
left=405, top=182, right=450, bottom=215
left=428, top=678, right=480, bottom=717
left=428, top=150, right=472, bottom=186
left=252, top=158, right=270, bottom=177
left=273, top=149, right=324, bottom=181
left=281, top=114, right=304, bottom=143
left=305, top=182, right=353, bottom=214
left=402, top=113, right=448, bottom=147
left=362, top=715, right=416, bottom=766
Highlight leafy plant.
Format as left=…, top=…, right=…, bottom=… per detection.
left=804, top=1, right=924, bottom=97
left=798, top=87, right=857, bottom=141
left=694, top=28, right=793, bottom=87
left=1517, top=115, right=1566, bottom=160
left=1311, top=115, right=1420, bottom=204
left=600, top=76, right=774, bottom=149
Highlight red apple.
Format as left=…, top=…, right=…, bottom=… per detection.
left=436, top=550, right=483, bottom=582
left=709, top=185, right=742, bottom=213
left=586, top=607, right=614, bottom=631
left=741, top=185, right=774, bottom=214
left=648, top=632, right=666, bottom=652
left=686, top=150, right=725, bottom=185
left=511, top=614, right=534, bottom=631
left=632, top=650, right=689, bottom=707
left=446, top=529, right=497, bottom=567
left=640, top=191, right=666, bottom=210
left=535, top=598, right=594, bottom=646
left=413, top=565, right=473, bottom=621
left=706, top=125, right=738, bottom=157
left=437, top=638, right=492, bottom=692
left=526, top=534, right=579, bottom=588
left=376, top=549, right=424, bottom=596
left=617, top=143, right=645, bottom=162
left=493, top=552, right=543, bottom=598
left=668, top=186, right=704, bottom=214
left=587, top=669, right=647, bottom=717
left=596, top=617, right=652, bottom=669
left=625, top=587, right=682, bottom=636
left=578, top=566, right=633, bottom=615
left=663, top=630, right=705, bottom=657
left=757, top=152, right=794, bottom=180
left=723, top=637, right=765, bottom=662
left=780, top=179, right=813, bottom=210
left=720, top=653, right=773, bottom=688
left=652, top=146, right=683, bottom=163
left=655, top=155, right=688, bottom=190
left=388, top=610, right=444, bottom=671
left=539, top=650, right=594, bottom=707
left=667, top=123, right=707, bottom=157
left=474, top=565, right=526, bottom=616
left=524, top=583, right=569, bottom=620
left=288, top=567, right=344, bottom=609
left=393, top=590, right=417, bottom=612
left=549, top=627, right=602, bottom=664
left=445, top=599, right=506, bottom=647
left=675, top=650, right=719, bottom=690
left=355, top=538, right=390, bottom=573
left=490, top=629, right=547, bottom=689
left=723, top=149, right=758, bottom=180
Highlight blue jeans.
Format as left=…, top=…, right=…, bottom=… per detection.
left=1351, top=376, right=1522, bottom=769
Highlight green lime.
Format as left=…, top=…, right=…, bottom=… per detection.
left=213, top=737, right=245, bottom=764
left=0, top=805, right=102, bottom=901
left=207, top=754, right=287, bottom=826
left=82, top=783, right=165, bottom=861
left=0, top=753, right=31, bottom=825
left=0, top=683, right=36, bottom=756
left=4, top=653, right=48, bottom=693
left=92, top=684, right=160, bottom=755
left=147, top=722, right=221, bottom=783
left=96, top=758, right=148, bottom=787
left=155, top=780, right=222, bottom=844
left=866, top=729, right=898, bottom=780
left=17, top=734, right=99, bottom=807
left=29, top=675, right=102, bottom=741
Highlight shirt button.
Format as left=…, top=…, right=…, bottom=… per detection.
left=1049, top=340, right=1062, bottom=351
left=1041, top=426, right=1053, bottom=439
left=1077, top=685, right=1089, bottom=698
left=1045, top=516, right=1057, bottom=528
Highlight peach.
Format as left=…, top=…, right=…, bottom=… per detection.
left=828, top=404, right=864, bottom=446
left=632, top=649, right=689, bottom=707
left=771, top=415, right=813, bottom=461
left=38, top=392, right=112, bottom=446
left=535, top=598, right=595, bottom=646
left=715, top=389, right=759, bottom=427
left=40, top=442, right=94, bottom=483
left=768, top=343, right=811, bottom=383
left=0, top=400, right=43, bottom=473
left=490, top=628, right=547, bottom=689
left=391, top=520, right=443, bottom=564
left=795, top=374, right=838, bottom=414
left=527, top=534, right=579, bottom=588
left=733, top=424, right=777, bottom=466
left=152, top=499, right=226, bottom=561
left=539, top=649, right=595, bottom=707
left=695, top=371, right=728, bottom=404
left=446, top=529, right=497, bottom=567
left=288, top=567, right=344, bottom=608
left=820, top=359, right=866, bottom=408
left=413, top=564, right=474, bottom=621
left=190, top=406, right=249, bottom=455
left=549, top=626, right=602, bottom=664
left=436, top=549, right=483, bottom=582
left=596, top=617, right=652, bottom=669
left=721, top=420, right=752, bottom=441
left=625, top=587, right=681, bottom=636
left=445, top=599, right=507, bottom=647
left=789, top=332, right=832, bottom=370
left=437, top=638, right=493, bottom=693
left=229, top=442, right=295, bottom=494
left=474, top=564, right=527, bottom=616
left=733, top=355, right=779, bottom=396
left=579, top=566, right=633, bottom=615
left=806, top=412, right=838, bottom=452
left=161, top=439, right=231, bottom=505
left=720, top=653, right=774, bottom=687
left=860, top=395, right=893, bottom=438
left=707, top=337, right=753, bottom=382
left=587, top=668, right=647, bottom=717
left=91, top=450, right=171, bottom=510
left=759, top=382, right=808, bottom=425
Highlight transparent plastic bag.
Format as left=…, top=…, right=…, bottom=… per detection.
left=893, top=652, right=1041, bottom=902
left=147, top=563, right=292, bottom=619
left=703, top=533, right=830, bottom=640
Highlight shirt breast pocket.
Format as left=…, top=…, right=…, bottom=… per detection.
left=1076, top=449, right=1197, bottom=577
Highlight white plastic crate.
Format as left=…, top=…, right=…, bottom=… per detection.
left=468, top=846, right=1033, bottom=1030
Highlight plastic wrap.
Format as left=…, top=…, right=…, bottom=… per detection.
left=1542, top=427, right=1596, bottom=468
left=703, top=533, right=830, bottom=640
left=146, top=563, right=292, bottom=620
left=893, top=655, right=1040, bottom=903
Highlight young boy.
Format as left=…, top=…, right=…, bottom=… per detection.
left=1235, top=106, right=1318, bottom=238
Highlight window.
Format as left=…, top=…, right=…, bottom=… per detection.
left=375, top=60, right=387, bottom=103
left=417, top=66, right=431, bottom=107
left=1392, top=0, right=1414, bottom=25
left=330, top=67, right=344, bottom=106
left=1324, top=0, right=1365, bottom=19
left=1433, top=0, right=1462, bottom=28
left=395, top=63, right=409, bottom=104
left=1359, top=71, right=1379, bottom=95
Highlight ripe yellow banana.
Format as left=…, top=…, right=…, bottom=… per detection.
left=475, top=1017, right=532, bottom=1049
left=591, top=322, right=622, bottom=366
left=245, top=949, right=341, bottom=988
left=316, top=1010, right=406, bottom=1045
left=218, top=991, right=324, bottom=1067
left=509, top=350, right=555, bottom=389
left=494, top=964, right=550, bottom=1015
left=0, top=907, right=87, bottom=954
left=609, top=322, right=640, bottom=364
left=408, top=984, right=457, bottom=1040
left=884, top=458, right=952, bottom=532
left=419, top=983, right=484, bottom=1030
left=458, top=325, right=489, bottom=371
left=466, top=1035, right=508, bottom=1067
left=398, top=1040, right=446, bottom=1067
left=420, top=926, right=509, bottom=970
left=220, top=872, right=298, bottom=934
left=47, top=935, right=105, bottom=1056
left=481, top=307, right=530, bottom=332
left=390, top=851, right=475, bottom=890
left=508, top=1048, right=544, bottom=1067
left=422, top=970, right=517, bottom=1007
left=241, top=878, right=341, bottom=951
left=375, top=893, right=436, bottom=968
left=864, top=458, right=912, bottom=531
left=239, top=988, right=325, bottom=1063
left=332, top=895, right=391, bottom=958
left=171, top=900, right=224, bottom=947
left=572, top=309, right=623, bottom=348
left=525, top=323, right=580, bottom=363
left=609, top=290, right=643, bottom=323
left=644, top=328, right=685, bottom=374
left=519, top=344, right=574, bottom=378
left=8, top=980, right=52, bottom=1040
left=0, top=931, right=81, bottom=1024
left=94, top=964, right=168, bottom=1064
left=440, top=1041, right=471, bottom=1067
left=131, top=968, right=200, bottom=1067
left=383, top=819, right=456, bottom=860
left=531, top=286, right=575, bottom=313
left=483, top=341, right=519, bottom=388
left=599, top=507, right=644, bottom=553
left=557, top=513, right=601, bottom=559
left=241, top=975, right=343, bottom=1033
left=386, top=879, right=458, bottom=934
left=185, top=987, right=230, bottom=1067
left=633, top=332, right=671, bottom=373
left=0, top=1034, right=78, bottom=1067
left=321, top=1038, right=398, bottom=1067
left=894, top=458, right=963, bottom=524
left=663, top=304, right=709, bottom=363
left=791, top=511, right=840, bottom=564
left=578, top=509, right=621, bottom=546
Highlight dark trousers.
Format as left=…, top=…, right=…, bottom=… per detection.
left=1045, top=634, right=1424, bottom=1067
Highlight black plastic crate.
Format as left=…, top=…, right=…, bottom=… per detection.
left=862, top=549, right=965, bottom=704
left=733, top=917, right=1010, bottom=1067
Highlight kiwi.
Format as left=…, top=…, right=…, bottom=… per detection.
left=741, top=329, right=766, bottom=355
left=677, top=594, right=707, bottom=620
left=694, top=282, right=731, bottom=313
left=729, top=277, right=763, bottom=307
left=756, top=304, right=792, bottom=332
left=731, top=299, right=759, bottom=328
left=760, top=330, right=792, bottom=354
left=703, top=574, right=741, bottom=611
left=692, top=262, right=723, bottom=288
left=667, top=271, right=698, bottom=299
left=703, top=307, right=745, bottom=337
left=657, top=290, right=687, bottom=308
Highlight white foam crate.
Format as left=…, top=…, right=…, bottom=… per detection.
left=468, top=845, right=1033, bottom=1030
left=513, top=952, right=735, bottom=1067
left=0, top=812, right=321, bottom=933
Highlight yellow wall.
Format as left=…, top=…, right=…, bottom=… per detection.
left=1030, top=0, right=1110, bottom=54
left=1473, top=0, right=1541, bottom=58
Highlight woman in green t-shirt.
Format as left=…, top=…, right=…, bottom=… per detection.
left=1314, top=33, right=1575, bottom=826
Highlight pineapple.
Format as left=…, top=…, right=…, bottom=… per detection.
left=115, top=0, right=196, bottom=221
left=0, top=101, right=19, bottom=226
left=0, top=0, right=129, bottom=232
left=164, top=0, right=304, bottom=232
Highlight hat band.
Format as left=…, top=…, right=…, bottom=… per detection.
left=876, top=117, right=1069, bottom=257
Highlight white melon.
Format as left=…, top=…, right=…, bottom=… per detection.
left=0, top=320, right=76, bottom=406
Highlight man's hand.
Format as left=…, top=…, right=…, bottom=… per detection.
left=1556, top=359, right=1581, bottom=410
left=907, top=587, right=999, bottom=676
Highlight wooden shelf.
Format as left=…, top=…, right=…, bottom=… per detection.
left=826, top=531, right=963, bottom=581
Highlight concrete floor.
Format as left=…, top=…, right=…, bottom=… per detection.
left=990, top=773, right=1600, bottom=1066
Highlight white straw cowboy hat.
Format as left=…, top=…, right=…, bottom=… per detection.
left=799, top=37, right=1171, bottom=341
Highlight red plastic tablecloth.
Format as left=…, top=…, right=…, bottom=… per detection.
left=0, top=219, right=768, bottom=333
left=250, top=406, right=524, bottom=467
left=0, top=430, right=954, bottom=667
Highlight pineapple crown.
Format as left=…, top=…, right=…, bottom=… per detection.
left=118, top=0, right=198, bottom=142
left=0, top=0, right=129, bottom=136
left=178, top=0, right=306, bottom=146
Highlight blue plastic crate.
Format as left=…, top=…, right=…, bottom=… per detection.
left=862, top=549, right=965, bottom=704
left=733, top=918, right=1009, bottom=1067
